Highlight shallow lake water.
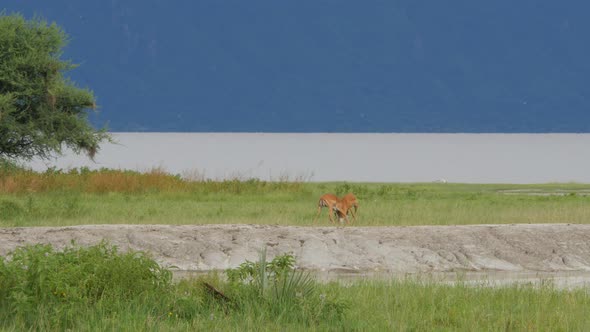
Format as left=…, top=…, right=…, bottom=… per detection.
left=26, top=133, right=590, bottom=183
left=174, top=270, right=590, bottom=290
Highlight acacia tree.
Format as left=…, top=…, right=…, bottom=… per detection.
left=0, top=13, right=109, bottom=160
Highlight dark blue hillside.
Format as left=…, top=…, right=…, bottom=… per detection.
left=3, top=1, right=590, bottom=132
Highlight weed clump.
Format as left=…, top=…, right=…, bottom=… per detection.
left=225, top=248, right=348, bottom=324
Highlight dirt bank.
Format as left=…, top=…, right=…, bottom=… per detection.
left=2, top=224, right=590, bottom=276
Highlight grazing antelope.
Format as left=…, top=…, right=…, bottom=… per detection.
left=340, top=193, right=359, bottom=222
left=315, top=193, right=343, bottom=224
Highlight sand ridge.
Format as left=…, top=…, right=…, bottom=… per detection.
left=2, top=224, right=590, bottom=275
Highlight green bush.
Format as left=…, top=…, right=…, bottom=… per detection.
left=0, top=242, right=172, bottom=328
left=0, top=243, right=346, bottom=329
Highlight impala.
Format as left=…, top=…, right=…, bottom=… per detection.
left=314, top=193, right=345, bottom=224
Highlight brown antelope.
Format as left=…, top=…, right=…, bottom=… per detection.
left=315, top=193, right=358, bottom=224
left=340, top=193, right=359, bottom=222
left=314, top=193, right=344, bottom=224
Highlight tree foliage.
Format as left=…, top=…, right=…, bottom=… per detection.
left=0, top=13, right=109, bottom=160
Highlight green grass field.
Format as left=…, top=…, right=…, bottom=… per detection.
left=2, top=177, right=590, bottom=227
left=2, top=166, right=590, bottom=331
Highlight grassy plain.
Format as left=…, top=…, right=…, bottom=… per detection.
left=2, top=167, right=590, bottom=331
left=1, top=167, right=590, bottom=227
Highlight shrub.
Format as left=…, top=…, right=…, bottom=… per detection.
left=0, top=242, right=172, bottom=328
left=0, top=243, right=345, bottom=329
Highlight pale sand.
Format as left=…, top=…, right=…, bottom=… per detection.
left=2, top=224, right=590, bottom=287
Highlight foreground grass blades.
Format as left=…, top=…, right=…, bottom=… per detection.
left=0, top=243, right=346, bottom=331
left=1, top=243, right=589, bottom=331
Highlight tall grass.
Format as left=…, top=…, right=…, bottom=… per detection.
left=1, top=243, right=589, bottom=331
left=2, top=164, right=590, bottom=227
left=341, top=279, right=590, bottom=331
left=0, top=164, right=304, bottom=194
left=0, top=242, right=172, bottom=330
left=0, top=243, right=345, bottom=331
